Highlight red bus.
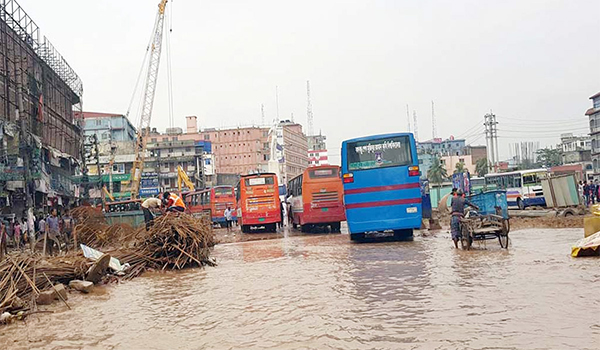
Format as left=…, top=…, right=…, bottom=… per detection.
left=184, top=186, right=237, bottom=226
left=237, top=173, right=281, bottom=233
left=287, top=165, right=345, bottom=232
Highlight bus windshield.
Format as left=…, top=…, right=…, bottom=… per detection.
left=309, top=168, right=339, bottom=179
left=245, top=176, right=275, bottom=186
left=346, top=135, right=412, bottom=171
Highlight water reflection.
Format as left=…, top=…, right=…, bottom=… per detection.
left=1, top=229, right=598, bottom=350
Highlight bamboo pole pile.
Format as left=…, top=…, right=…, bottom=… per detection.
left=115, top=213, right=216, bottom=278
left=0, top=254, right=89, bottom=314
left=0, top=211, right=215, bottom=318
left=71, top=207, right=136, bottom=248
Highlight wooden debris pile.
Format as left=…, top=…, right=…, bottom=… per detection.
left=1, top=212, right=215, bottom=321
left=0, top=254, right=89, bottom=314
left=71, top=207, right=137, bottom=248
left=115, top=213, right=216, bottom=279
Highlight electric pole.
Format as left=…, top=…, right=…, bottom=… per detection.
left=413, top=110, right=419, bottom=142
left=484, top=113, right=499, bottom=172
left=306, top=80, right=314, bottom=136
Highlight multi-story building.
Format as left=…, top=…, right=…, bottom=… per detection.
left=307, top=133, right=328, bottom=167
left=418, top=137, right=466, bottom=156
left=145, top=117, right=308, bottom=184
left=86, top=139, right=211, bottom=199
left=586, top=92, right=600, bottom=177
left=279, top=120, right=309, bottom=180
left=440, top=154, right=476, bottom=175
left=78, top=112, right=136, bottom=143
left=146, top=139, right=211, bottom=192
left=199, top=125, right=270, bottom=175
left=1, top=0, right=83, bottom=212
left=558, top=133, right=591, bottom=164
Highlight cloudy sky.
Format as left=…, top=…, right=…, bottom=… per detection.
left=19, top=0, right=600, bottom=163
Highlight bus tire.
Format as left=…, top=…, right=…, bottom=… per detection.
left=393, top=229, right=413, bottom=241
left=517, top=198, right=525, bottom=210
left=292, top=222, right=297, bottom=229
left=331, top=222, right=341, bottom=233
left=350, top=233, right=365, bottom=241
left=301, top=224, right=311, bottom=233
left=241, top=225, right=250, bottom=233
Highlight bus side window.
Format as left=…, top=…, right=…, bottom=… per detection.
left=514, top=176, right=522, bottom=188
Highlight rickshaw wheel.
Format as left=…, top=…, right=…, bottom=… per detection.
left=499, top=219, right=509, bottom=249
left=460, top=223, right=472, bottom=250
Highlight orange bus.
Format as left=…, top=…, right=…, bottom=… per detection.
left=287, top=165, right=345, bottom=232
left=237, top=173, right=281, bottom=233
left=184, top=186, right=237, bottom=226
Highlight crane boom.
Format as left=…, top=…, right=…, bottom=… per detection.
left=131, top=0, right=168, bottom=199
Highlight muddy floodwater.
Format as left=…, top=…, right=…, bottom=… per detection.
left=1, top=228, right=598, bottom=350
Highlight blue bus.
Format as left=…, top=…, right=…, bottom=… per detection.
left=341, top=133, right=422, bottom=241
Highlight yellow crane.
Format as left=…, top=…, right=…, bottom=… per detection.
left=130, top=0, right=169, bottom=199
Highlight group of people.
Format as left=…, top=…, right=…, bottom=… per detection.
left=580, top=180, right=600, bottom=206
left=141, top=191, right=187, bottom=231
left=0, top=208, right=75, bottom=257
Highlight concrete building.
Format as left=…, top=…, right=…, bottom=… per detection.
left=279, top=120, right=309, bottom=180
left=0, top=0, right=83, bottom=213
left=418, top=137, right=466, bottom=156
left=558, top=133, right=591, bottom=164
left=199, top=125, right=270, bottom=175
left=440, top=154, right=476, bottom=176
left=307, top=133, right=328, bottom=167
left=86, top=139, right=211, bottom=199
left=78, top=112, right=136, bottom=142
left=585, top=92, right=600, bottom=177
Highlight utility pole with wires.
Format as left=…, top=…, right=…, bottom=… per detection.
left=306, top=80, right=314, bottom=136
left=431, top=100, right=437, bottom=139
left=484, top=113, right=499, bottom=172
left=413, top=110, right=419, bottom=142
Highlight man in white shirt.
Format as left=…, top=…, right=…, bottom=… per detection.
left=142, top=197, right=162, bottom=231
left=223, top=207, right=233, bottom=233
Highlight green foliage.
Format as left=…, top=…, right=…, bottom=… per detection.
left=535, top=148, right=562, bottom=168
left=428, top=156, right=448, bottom=185
left=475, top=158, right=488, bottom=177
left=454, top=161, right=466, bottom=174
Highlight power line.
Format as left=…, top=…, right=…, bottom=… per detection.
left=455, top=122, right=484, bottom=139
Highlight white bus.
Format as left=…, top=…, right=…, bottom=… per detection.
left=484, top=169, right=549, bottom=209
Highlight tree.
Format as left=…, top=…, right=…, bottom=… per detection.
left=475, top=158, right=488, bottom=177
left=536, top=148, right=562, bottom=168
left=454, top=161, right=466, bottom=174
left=428, top=156, right=448, bottom=201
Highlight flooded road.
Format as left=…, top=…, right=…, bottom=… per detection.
left=1, top=228, right=598, bottom=350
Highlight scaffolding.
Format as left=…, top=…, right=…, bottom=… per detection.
left=0, top=0, right=83, bottom=99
